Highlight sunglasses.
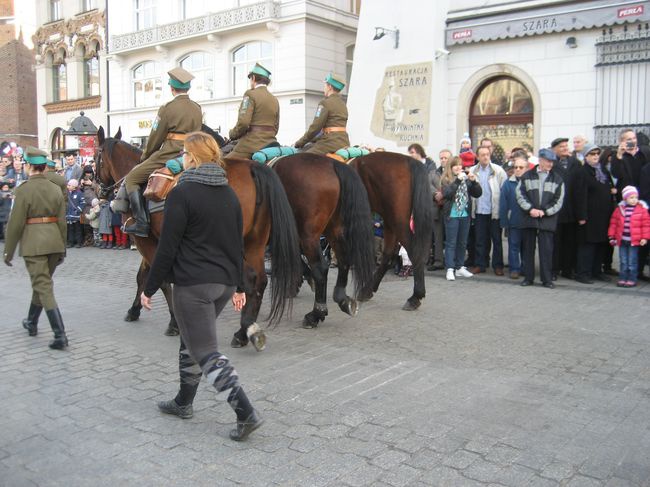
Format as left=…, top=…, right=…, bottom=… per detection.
left=514, top=165, right=527, bottom=169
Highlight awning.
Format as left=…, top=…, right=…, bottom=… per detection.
left=446, top=0, right=650, bottom=46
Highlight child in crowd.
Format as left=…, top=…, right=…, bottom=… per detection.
left=0, top=183, right=12, bottom=240
left=608, top=186, right=650, bottom=287
left=98, top=198, right=114, bottom=249
left=66, top=179, right=85, bottom=248
left=112, top=206, right=128, bottom=249
left=86, top=198, right=102, bottom=246
left=459, top=133, right=476, bottom=169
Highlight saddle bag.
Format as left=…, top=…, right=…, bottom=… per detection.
left=143, top=167, right=180, bottom=202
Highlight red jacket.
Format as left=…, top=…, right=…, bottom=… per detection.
left=608, top=201, right=650, bottom=246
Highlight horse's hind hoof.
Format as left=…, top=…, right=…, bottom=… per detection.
left=339, top=298, right=359, bottom=317
left=164, top=323, right=179, bottom=336
left=402, top=298, right=421, bottom=311
left=246, top=323, right=266, bottom=352
left=124, top=310, right=140, bottom=322
left=231, top=336, right=248, bottom=348
left=302, top=320, right=318, bottom=329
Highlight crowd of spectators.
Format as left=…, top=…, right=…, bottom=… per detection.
left=0, top=149, right=133, bottom=250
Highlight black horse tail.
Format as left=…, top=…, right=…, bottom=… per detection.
left=250, top=163, right=302, bottom=325
left=408, top=158, right=434, bottom=267
left=332, top=161, right=375, bottom=298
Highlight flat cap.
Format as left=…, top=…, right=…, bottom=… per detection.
left=550, top=137, right=569, bottom=148
left=538, top=148, right=557, bottom=162
left=583, top=143, right=601, bottom=156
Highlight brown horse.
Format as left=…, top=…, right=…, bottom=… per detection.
left=273, top=153, right=375, bottom=328
left=95, top=127, right=302, bottom=350
left=349, top=152, right=434, bottom=311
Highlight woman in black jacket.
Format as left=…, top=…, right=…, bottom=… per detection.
left=141, top=131, right=262, bottom=441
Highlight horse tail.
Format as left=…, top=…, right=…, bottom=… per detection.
left=408, top=158, right=434, bottom=267
left=332, top=161, right=375, bottom=298
left=251, top=163, right=302, bottom=325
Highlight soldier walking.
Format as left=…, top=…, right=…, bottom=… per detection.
left=123, top=67, right=203, bottom=237
left=225, top=63, right=279, bottom=160
left=3, top=147, right=69, bottom=349
left=294, top=73, right=350, bottom=155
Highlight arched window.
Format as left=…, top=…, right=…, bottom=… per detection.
left=50, top=127, right=65, bottom=156
left=52, top=49, right=67, bottom=102
left=83, top=43, right=100, bottom=97
left=132, top=61, right=162, bottom=108
left=231, top=41, right=272, bottom=96
left=180, top=51, right=214, bottom=100
left=469, top=76, right=533, bottom=162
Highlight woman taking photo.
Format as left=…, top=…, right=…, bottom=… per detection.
left=441, top=156, right=482, bottom=281
left=141, top=131, right=262, bottom=441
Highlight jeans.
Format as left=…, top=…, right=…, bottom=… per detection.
left=444, top=216, right=471, bottom=270
left=507, top=227, right=523, bottom=273
left=474, top=214, right=504, bottom=270
left=619, top=242, right=638, bottom=282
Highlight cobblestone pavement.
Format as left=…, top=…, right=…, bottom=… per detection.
left=2, top=247, right=650, bottom=487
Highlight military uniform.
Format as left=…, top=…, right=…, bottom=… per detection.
left=46, top=159, right=67, bottom=197
left=124, top=67, right=202, bottom=236
left=226, top=63, right=279, bottom=160
left=295, top=73, right=350, bottom=155
left=3, top=147, right=69, bottom=349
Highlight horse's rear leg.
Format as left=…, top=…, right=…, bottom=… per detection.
left=160, top=281, right=179, bottom=335
left=302, top=241, right=329, bottom=329
left=371, top=231, right=399, bottom=293
left=231, top=260, right=268, bottom=352
left=329, top=240, right=358, bottom=317
left=125, top=261, right=146, bottom=322
left=403, top=263, right=425, bottom=311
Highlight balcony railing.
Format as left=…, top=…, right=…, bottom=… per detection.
left=110, top=1, right=279, bottom=53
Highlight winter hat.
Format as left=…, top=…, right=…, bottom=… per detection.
left=91, top=198, right=99, bottom=206
left=622, top=185, right=638, bottom=200
left=459, top=133, right=472, bottom=147
left=459, top=151, right=475, bottom=168
left=67, top=179, right=79, bottom=188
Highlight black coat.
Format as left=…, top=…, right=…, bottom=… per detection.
left=552, top=155, right=581, bottom=223
left=611, top=145, right=650, bottom=194
left=638, top=156, right=650, bottom=205
left=573, top=164, right=614, bottom=243
left=441, top=177, right=482, bottom=221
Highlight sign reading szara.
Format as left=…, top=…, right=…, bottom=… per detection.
left=370, top=62, right=432, bottom=146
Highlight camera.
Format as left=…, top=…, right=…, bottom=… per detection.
left=626, top=141, right=635, bottom=149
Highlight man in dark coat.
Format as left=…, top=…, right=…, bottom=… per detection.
left=573, top=143, right=615, bottom=284
left=516, top=148, right=565, bottom=288
left=550, top=137, right=581, bottom=279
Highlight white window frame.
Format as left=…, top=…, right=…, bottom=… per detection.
left=82, top=0, right=97, bottom=12
left=181, top=0, right=208, bottom=19
left=231, top=41, right=273, bottom=97
left=132, top=61, right=162, bottom=108
left=134, top=0, right=156, bottom=30
left=53, top=63, right=67, bottom=102
left=49, top=0, right=62, bottom=21
left=179, top=51, right=214, bottom=100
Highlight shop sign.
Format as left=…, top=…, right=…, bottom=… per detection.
left=618, top=5, right=644, bottom=18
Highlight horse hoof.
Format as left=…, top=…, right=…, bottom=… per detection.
left=247, top=323, right=266, bottom=352
left=402, top=299, right=421, bottom=311
left=339, top=299, right=359, bottom=317
left=164, top=324, right=179, bottom=336
left=231, top=336, right=248, bottom=348
left=349, top=299, right=359, bottom=316
left=124, top=312, right=140, bottom=322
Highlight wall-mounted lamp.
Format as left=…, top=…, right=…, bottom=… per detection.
left=373, top=26, right=399, bottom=49
left=565, top=36, right=577, bottom=48
left=434, top=48, right=451, bottom=60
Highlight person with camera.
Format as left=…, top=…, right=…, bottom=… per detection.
left=441, top=156, right=482, bottom=281
left=612, top=129, right=649, bottom=196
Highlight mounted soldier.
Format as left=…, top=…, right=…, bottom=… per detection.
left=123, top=67, right=202, bottom=237
left=225, top=63, right=280, bottom=160
left=294, top=73, right=350, bottom=155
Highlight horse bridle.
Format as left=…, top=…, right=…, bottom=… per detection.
left=96, top=141, right=126, bottom=198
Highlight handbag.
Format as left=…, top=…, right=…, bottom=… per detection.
left=143, top=167, right=181, bottom=202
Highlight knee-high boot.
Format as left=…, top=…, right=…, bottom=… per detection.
left=123, top=191, right=150, bottom=237
left=22, top=303, right=42, bottom=337
left=46, top=308, right=68, bottom=350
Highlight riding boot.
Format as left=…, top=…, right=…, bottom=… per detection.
left=123, top=191, right=150, bottom=237
left=46, top=308, right=69, bottom=350
left=22, top=303, right=42, bottom=337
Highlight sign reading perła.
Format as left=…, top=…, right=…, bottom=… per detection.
left=370, top=62, right=432, bottom=146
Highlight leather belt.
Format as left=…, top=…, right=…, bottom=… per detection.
left=26, top=217, right=58, bottom=224
left=166, top=133, right=187, bottom=141
left=248, top=125, right=276, bottom=133
left=323, top=127, right=347, bottom=134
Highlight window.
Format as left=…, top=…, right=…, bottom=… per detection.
left=346, top=44, right=355, bottom=90
left=82, top=0, right=97, bottom=11
left=349, top=0, right=361, bottom=14
left=132, top=61, right=162, bottom=107
left=135, top=0, right=155, bottom=30
left=84, top=55, right=100, bottom=97
left=469, top=76, right=533, bottom=163
left=52, top=63, right=67, bottom=102
left=182, top=0, right=207, bottom=19
left=180, top=52, right=214, bottom=100
left=49, top=0, right=62, bottom=21
left=231, top=41, right=272, bottom=96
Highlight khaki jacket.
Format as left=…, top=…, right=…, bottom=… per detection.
left=46, top=171, right=67, bottom=197
left=295, top=93, right=350, bottom=154
left=229, top=85, right=279, bottom=157
left=3, top=174, right=66, bottom=259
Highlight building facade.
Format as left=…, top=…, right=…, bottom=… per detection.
left=348, top=0, right=650, bottom=160
left=105, top=0, right=359, bottom=148
left=33, top=0, right=106, bottom=159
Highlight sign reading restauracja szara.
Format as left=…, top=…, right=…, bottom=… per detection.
left=370, top=61, right=432, bottom=147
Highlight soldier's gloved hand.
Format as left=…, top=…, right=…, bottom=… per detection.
left=4, top=255, right=12, bottom=267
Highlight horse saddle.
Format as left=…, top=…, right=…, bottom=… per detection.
left=326, top=146, right=370, bottom=164
left=252, top=146, right=297, bottom=166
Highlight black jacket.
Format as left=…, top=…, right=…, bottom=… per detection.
left=441, top=177, right=482, bottom=221
left=516, top=169, right=565, bottom=232
left=552, top=155, right=580, bottom=223
left=573, top=164, right=614, bottom=243
left=611, top=146, right=650, bottom=194
left=144, top=180, right=244, bottom=297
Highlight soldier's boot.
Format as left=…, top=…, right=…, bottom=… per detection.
left=123, top=191, right=150, bottom=237
left=22, top=303, right=42, bottom=337
left=46, top=308, right=69, bottom=350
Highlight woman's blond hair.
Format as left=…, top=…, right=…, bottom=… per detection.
left=183, top=131, right=223, bottom=168
left=441, top=155, right=461, bottom=185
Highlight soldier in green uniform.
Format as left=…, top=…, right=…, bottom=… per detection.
left=225, top=63, right=280, bottom=160
left=45, top=157, right=67, bottom=197
left=3, top=147, right=69, bottom=350
left=124, top=67, right=203, bottom=236
left=295, top=73, right=350, bottom=155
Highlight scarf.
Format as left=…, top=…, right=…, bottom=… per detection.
left=591, top=163, right=608, bottom=185
left=454, top=178, right=469, bottom=213
left=179, top=162, right=228, bottom=187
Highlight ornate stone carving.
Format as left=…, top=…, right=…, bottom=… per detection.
left=43, top=96, right=101, bottom=114
left=33, top=10, right=106, bottom=63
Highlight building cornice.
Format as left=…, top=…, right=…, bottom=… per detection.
left=33, top=10, right=105, bottom=63
left=43, top=96, right=101, bottom=114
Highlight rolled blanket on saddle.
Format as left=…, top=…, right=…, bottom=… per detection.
left=252, top=146, right=297, bottom=164
left=334, top=146, right=370, bottom=160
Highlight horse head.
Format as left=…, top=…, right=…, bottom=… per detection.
left=95, top=125, right=139, bottom=198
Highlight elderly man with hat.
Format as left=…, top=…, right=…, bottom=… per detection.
left=516, top=148, right=565, bottom=288
left=123, top=67, right=203, bottom=237
left=225, top=63, right=279, bottom=160
left=294, top=73, right=350, bottom=155
left=573, top=143, right=615, bottom=284
left=3, top=147, right=69, bottom=349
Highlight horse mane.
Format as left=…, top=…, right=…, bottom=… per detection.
left=105, top=137, right=143, bottom=159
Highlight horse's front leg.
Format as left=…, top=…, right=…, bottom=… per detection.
left=403, top=260, right=425, bottom=311
left=159, top=280, right=179, bottom=335
left=302, top=239, right=329, bottom=329
left=125, top=260, right=146, bottom=322
left=330, top=240, right=358, bottom=317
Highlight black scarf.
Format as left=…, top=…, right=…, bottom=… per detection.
left=178, top=163, right=228, bottom=187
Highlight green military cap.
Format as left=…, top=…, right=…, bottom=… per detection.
left=325, top=72, right=345, bottom=91
left=168, top=67, right=194, bottom=90
left=23, top=146, right=48, bottom=166
left=46, top=159, right=57, bottom=168
left=248, top=63, right=271, bottom=79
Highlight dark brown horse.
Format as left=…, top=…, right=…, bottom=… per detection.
left=95, top=127, right=302, bottom=350
left=273, top=153, right=375, bottom=328
left=349, top=152, right=434, bottom=311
